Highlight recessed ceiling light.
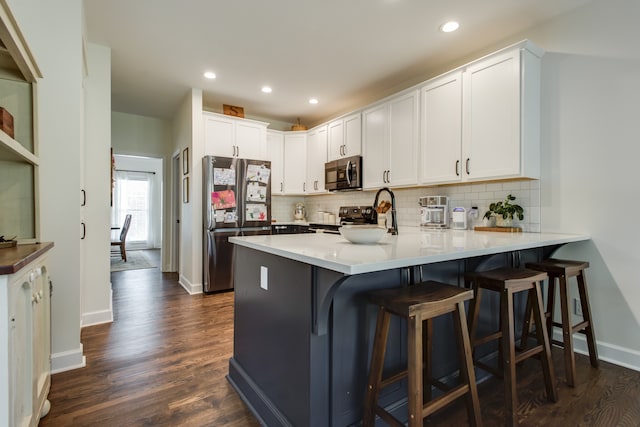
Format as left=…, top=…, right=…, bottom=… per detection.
left=309, top=98, right=319, bottom=105
left=440, top=21, right=459, bottom=33
left=261, top=86, right=272, bottom=93
left=203, top=71, right=217, bottom=79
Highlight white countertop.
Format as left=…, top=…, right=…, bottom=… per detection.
left=229, top=227, right=590, bottom=275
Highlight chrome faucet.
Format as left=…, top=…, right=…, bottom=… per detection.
left=373, top=187, right=398, bottom=235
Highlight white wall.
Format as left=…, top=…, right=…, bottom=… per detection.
left=81, top=42, right=112, bottom=329
left=112, top=111, right=171, bottom=158
left=8, top=0, right=86, bottom=372
left=526, top=0, right=640, bottom=368
left=172, top=89, right=203, bottom=294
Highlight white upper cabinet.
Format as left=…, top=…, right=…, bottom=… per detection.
left=203, top=112, right=268, bottom=160
left=462, top=42, right=541, bottom=181
left=283, top=132, right=307, bottom=194
left=327, top=112, right=361, bottom=161
left=419, top=40, right=543, bottom=184
left=306, top=125, right=328, bottom=194
left=420, top=71, right=463, bottom=184
left=266, top=130, right=284, bottom=195
left=363, top=90, right=419, bottom=189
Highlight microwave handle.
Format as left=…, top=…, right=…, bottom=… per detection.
left=345, top=160, right=352, bottom=185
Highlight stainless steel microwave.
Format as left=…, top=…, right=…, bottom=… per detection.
left=325, top=155, right=362, bottom=191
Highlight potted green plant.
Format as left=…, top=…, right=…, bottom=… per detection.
left=483, top=194, right=524, bottom=227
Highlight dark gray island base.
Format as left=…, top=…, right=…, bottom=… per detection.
left=226, top=232, right=587, bottom=426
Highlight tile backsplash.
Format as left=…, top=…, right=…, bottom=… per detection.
left=272, top=180, right=540, bottom=232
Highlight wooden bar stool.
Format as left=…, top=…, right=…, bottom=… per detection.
left=522, top=259, right=599, bottom=387
left=466, top=268, right=557, bottom=427
left=363, top=281, right=482, bottom=427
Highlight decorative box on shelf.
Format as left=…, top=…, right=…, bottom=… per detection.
left=0, top=107, right=14, bottom=138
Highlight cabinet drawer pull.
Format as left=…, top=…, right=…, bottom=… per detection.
left=81, top=222, right=86, bottom=240
left=81, top=189, right=86, bottom=206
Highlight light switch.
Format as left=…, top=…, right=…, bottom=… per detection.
left=260, top=266, right=268, bottom=290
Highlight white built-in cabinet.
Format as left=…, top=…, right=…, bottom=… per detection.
left=306, top=125, right=328, bottom=194
left=266, top=130, right=285, bottom=195
left=420, top=40, right=542, bottom=184
left=362, top=89, right=419, bottom=189
left=283, top=132, right=307, bottom=194
left=327, top=113, right=361, bottom=161
left=1, top=246, right=52, bottom=427
left=203, top=112, right=268, bottom=160
left=0, top=9, right=51, bottom=425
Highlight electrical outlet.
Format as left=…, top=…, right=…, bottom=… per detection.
left=260, top=266, right=268, bottom=290
left=574, top=297, right=583, bottom=316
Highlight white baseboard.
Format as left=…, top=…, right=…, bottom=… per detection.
left=179, top=274, right=203, bottom=295
left=51, top=344, right=86, bottom=374
left=81, top=309, right=113, bottom=327
left=81, top=286, right=114, bottom=327
left=553, top=329, right=640, bottom=372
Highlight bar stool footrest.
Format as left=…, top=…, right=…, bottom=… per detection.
left=374, top=407, right=404, bottom=427
left=423, top=384, right=470, bottom=417
left=514, top=345, right=543, bottom=364
left=380, top=370, right=408, bottom=389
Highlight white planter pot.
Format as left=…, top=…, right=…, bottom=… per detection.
left=496, top=216, right=514, bottom=227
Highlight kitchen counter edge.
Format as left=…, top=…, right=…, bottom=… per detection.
left=229, top=229, right=590, bottom=275
left=0, top=242, right=54, bottom=275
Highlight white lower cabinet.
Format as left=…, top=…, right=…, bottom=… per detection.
left=363, top=89, right=419, bottom=189
left=1, top=246, right=52, bottom=427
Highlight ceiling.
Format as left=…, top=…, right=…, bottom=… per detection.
left=83, top=0, right=591, bottom=127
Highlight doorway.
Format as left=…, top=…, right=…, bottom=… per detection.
left=111, top=155, right=163, bottom=253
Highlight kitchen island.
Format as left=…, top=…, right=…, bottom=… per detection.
left=227, top=228, right=588, bottom=427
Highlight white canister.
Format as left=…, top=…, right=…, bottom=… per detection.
left=451, top=207, right=467, bottom=230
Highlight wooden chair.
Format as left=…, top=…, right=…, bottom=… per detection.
left=111, top=214, right=132, bottom=262
left=522, top=259, right=599, bottom=387
left=466, top=268, right=557, bottom=427
left=363, top=281, right=482, bottom=427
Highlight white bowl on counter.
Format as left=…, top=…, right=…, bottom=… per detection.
left=339, top=225, right=387, bottom=244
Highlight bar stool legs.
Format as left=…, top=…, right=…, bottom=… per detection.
left=363, top=281, right=482, bottom=427
left=524, top=259, right=599, bottom=387
left=466, top=268, right=557, bottom=427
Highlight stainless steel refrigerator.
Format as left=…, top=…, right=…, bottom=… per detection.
left=203, top=155, right=272, bottom=293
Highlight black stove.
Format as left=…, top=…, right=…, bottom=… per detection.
left=308, top=206, right=377, bottom=234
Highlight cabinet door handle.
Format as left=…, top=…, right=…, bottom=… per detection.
left=81, top=222, right=86, bottom=240
left=303, top=182, right=306, bottom=192
left=465, top=158, right=470, bottom=175
left=455, top=160, right=460, bottom=176
left=387, top=170, right=391, bottom=183
left=81, top=189, right=86, bottom=206
left=280, top=182, right=283, bottom=192
left=236, top=145, right=240, bottom=157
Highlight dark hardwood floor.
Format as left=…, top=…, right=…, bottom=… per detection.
left=40, top=255, right=640, bottom=426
